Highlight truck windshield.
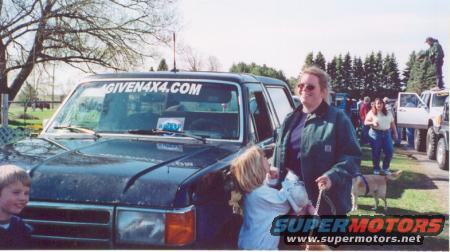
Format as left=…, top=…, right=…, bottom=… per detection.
left=47, top=80, right=240, bottom=140
left=432, top=93, right=449, bottom=107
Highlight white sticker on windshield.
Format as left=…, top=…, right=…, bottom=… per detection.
left=157, top=117, right=185, bottom=132
left=103, top=81, right=202, bottom=95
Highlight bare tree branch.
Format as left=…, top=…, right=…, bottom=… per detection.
left=0, top=0, right=178, bottom=99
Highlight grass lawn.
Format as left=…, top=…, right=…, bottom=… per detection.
left=339, top=146, right=449, bottom=251
left=350, top=146, right=447, bottom=216
left=7, top=104, right=57, bottom=133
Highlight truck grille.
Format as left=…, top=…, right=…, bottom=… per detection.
left=20, top=202, right=114, bottom=248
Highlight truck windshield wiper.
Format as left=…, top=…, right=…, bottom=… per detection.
left=127, top=129, right=207, bottom=144
left=53, top=125, right=101, bottom=138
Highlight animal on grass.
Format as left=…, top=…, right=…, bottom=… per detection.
left=351, top=170, right=402, bottom=211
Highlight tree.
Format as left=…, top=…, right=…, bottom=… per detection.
left=314, top=52, right=326, bottom=71
left=352, top=57, right=365, bottom=97
left=327, top=57, right=338, bottom=88
left=381, top=54, right=402, bottom=98
left=333, top=55, right=345, bottom=92
left=402, top=52, right=416, bottom=90
left=0, top=0, right=177, bottom=100
left=157, top=59, right=169, bottom=71
left=17, top=83, right=38, bottom=113
left=149, top=67, right=155, bottom=72
left=407, top=50, right=436, bottom=93
left=206, top=56, right=221, bottom=71
left=303, top=52, right=314, bottom=70
left=341, top=53, right=353, bottom=93
left=181, top=46, right=203, bottom=71
left=229, top=62, right=288, bottom=84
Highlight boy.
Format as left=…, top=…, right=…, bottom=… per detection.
left=0, top=164, right=32, bottom=249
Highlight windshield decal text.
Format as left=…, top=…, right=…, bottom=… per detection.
left=103, top=81, right=202, bottom=95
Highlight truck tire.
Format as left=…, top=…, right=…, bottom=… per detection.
left=426, top=127, right=437, bottom=160
left=436, top=137, right=449, bottom=170
left=414, top=129, right=426, bottom=152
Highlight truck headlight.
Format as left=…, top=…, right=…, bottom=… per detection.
left=116, top=207, right=195, bottom=246
left=116, top=209, right=165, bottom=245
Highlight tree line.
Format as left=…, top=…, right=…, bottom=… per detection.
left=226, top=50, right=437, bottom=99
left=301, top=51, right=403, bottom=99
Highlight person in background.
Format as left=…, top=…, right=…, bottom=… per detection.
left=425, top=37, right=445, bottom=89
left=272, top=66, right=361, bottom=217
left=0, top=164, right=32, bottom=249
left=359, top=96, right=371, bottom=145
left=364, top=98, right=398, bottom=175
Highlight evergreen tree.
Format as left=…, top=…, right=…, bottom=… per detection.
left=149, top=67, right=155, bottom=71
left=341, top=53, right=353, bottom=94
left=314, top=52, right=326, bottom=71
left=327, top=57, right=338, bottom=90
left=334, top=55, right=345, bottom=92
left=373, top=51, right=384, bottom=96
left=352, top=57, right=365, bottom=98
left=303, top=52, right=314, bottom=70
left=407, top=50, right=436, bottom=93
left=402, top=52, right=416, bottom=90
left=384, top=54, right=402, bottom=98
left=364, top=53, right=377, bottom=96
left=157, top=59, right=169, bottom=71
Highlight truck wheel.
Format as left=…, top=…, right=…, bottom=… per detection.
left=426, top=127, right=437, bottom=160
left=414, top=129, right=426, bottom=152
left=436, top=137, right=449, bottom=170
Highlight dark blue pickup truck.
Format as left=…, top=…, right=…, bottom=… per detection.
left=0, top=71, right=295, bottom=249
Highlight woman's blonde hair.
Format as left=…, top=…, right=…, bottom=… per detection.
left=230, top=146, right=266, bottom=193
left=300, top=66, right=330, bottom=101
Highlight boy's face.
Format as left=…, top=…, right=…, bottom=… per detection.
left=0, top=181, right=30, bottom=220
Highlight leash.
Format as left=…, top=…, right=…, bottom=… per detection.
left=304, top=187, right=336, bottom=250
left=305, top=188, right=324, bottom=251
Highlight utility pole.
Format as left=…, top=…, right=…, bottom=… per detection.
left=52, top=63, right=55, bottom=109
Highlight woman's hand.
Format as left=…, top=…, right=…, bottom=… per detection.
left=315, top=175, right=332, bottom=190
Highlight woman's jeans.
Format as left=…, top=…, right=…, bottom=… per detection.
left=368, top=128, right=394, bottom=172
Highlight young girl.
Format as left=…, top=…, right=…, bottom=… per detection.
left=230, top=146, right=314, bottom=250
left=230, top=146, right=289, bottom=249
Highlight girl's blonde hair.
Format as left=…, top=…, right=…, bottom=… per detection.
left=230, top=146, right=267, bottom=193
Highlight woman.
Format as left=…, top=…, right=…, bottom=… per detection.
left=272, top=66, right=361, bottom=215
left=364, top=98, right=398, bottom=175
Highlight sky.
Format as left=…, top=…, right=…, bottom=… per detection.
left=159, top=0, right=449, bottom=83
left=58, top=0, right=449, bottom=91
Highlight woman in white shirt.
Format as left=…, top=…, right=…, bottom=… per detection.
left=364, top=98, right=398, bottom=175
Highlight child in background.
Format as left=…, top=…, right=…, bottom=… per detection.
left=230, top=146, right=290, bottom=250
left=0, top=164, right=32, bottom=249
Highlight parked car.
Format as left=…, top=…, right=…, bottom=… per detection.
left=435, top=96, right=449, bottom=170
left=396, top=89, right=449, bottom=154
left=0, top=71, right=296, bottom=249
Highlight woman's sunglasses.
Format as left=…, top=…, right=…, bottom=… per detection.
left=298, top=84, right=316, bottom=91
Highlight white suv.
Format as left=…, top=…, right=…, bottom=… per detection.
left=397, top=89, right=449, bottom=157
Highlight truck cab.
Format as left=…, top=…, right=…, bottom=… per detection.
left=397, top=89, right=449, bottom=154
left=0, top=71, right=295, bottom=249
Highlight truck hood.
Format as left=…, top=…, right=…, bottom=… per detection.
left=0, top=138, right=236, bottom=207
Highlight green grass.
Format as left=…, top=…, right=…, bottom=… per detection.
left=350, top=146, right=448, bottom=216
left=7, top=104, right=57, bottom=133
left=340, top=146, right=449, bottom=251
